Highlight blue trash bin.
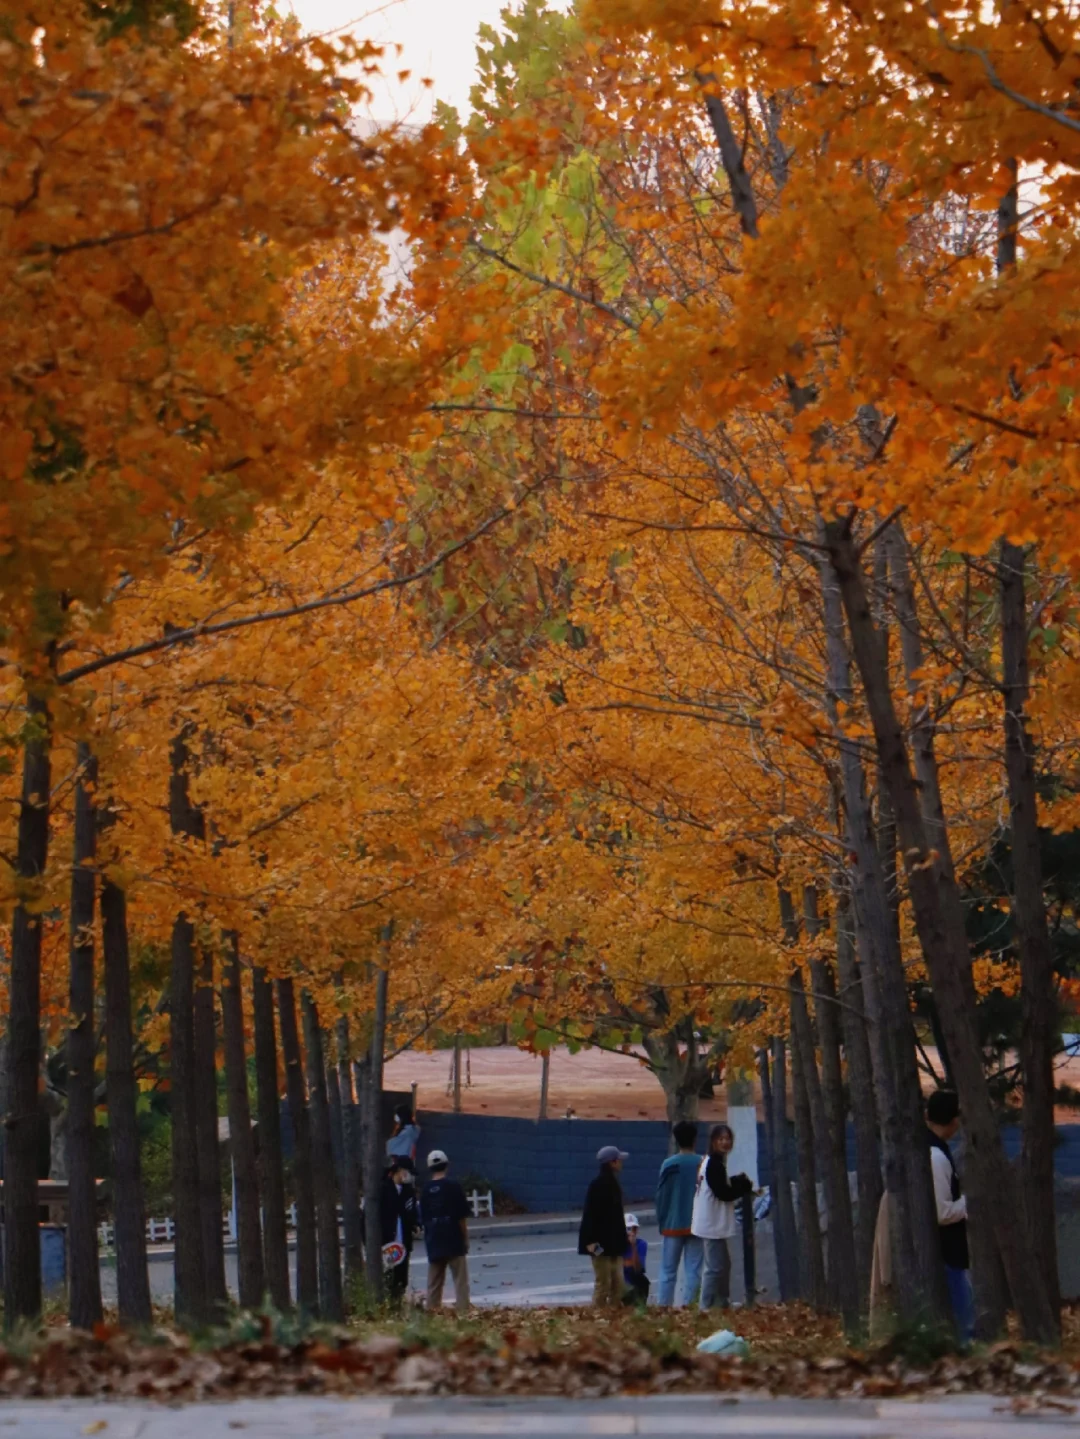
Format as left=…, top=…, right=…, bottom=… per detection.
left=40, top=1224, right=67, bottom=1297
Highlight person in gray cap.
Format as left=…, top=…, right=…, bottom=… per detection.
left=577, top=1145, right=630, bottom=1306
left=419, top=1149, right=470, bottom=1314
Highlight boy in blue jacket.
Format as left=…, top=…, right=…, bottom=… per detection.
left=655, top=1120, right=703, bottom=1306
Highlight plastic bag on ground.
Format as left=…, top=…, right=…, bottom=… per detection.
left=696, top=1329, right=751, bottom=1358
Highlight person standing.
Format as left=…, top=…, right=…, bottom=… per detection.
left=578, top=1145, right=629, bottom=1307
left=386, top=1102, right=421, bottom=1164
left=926, top=1089, right=974, bottom=1344
left=418, top=1149, right=471, bottom=1315
left=691, top=1123, right=753, bottom=1309
left=655, top=1120, right=704, bottom=1306
left=381, top=1155, right=419, bottom=1304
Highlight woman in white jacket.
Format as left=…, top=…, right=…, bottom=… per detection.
left=691, top=1123, right=754, bottom=1309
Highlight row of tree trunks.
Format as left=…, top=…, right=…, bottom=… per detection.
left=824, top=519, right=1058, bottom=1344
left=66, top=745, right=104, bottom=1331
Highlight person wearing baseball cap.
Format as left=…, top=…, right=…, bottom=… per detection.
left=578, top=1145, right=630, bottom=1306
left=419, top=1149, right=470, bottom=1314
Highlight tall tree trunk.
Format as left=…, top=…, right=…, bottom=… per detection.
left=769, top=1036, right=801, bottom=1301
left=334, top=1012, right=363, bottom=1285
left=100, top=869, right=152, bottom=1327
left=788, top=974, right=829, bottom=1310
left=890, top=524, right=1012, bottom=1337
left=277, top=976, right=318, bottom=1315
left=825, top=518, right=1057, bottom=1344
left=194, top=948, right=228, bottom=1316
left=252, top=966, right=290, bottom=1311
left=301, top=994, right=343, bottom=1322
left=1000, top=538, right=1061, bottom=1321
left=833, top=886, right=883, bottom=1310
left=805, top=889, right=860, bottom=1330
left=818, top=549, right=945, bottom=1326
left=170, top=915, right=206, bottom=1326
left=452, top=1033, right=463, bottom=1113
left=362, top=963, right=389, bottom=1302
left=67, top=743, right=103, bottom=1331
left=327, top=1061, right=345, bottom=1186
left=169, top=727, right=208, bottom=1327
left=4, top=697, right=51, bottom=1329
left=221, top=939, right=264, bottom=1310
left=539, top=1050, right=551, bottom=1121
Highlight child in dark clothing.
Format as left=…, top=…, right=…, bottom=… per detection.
left=622, top=1213, right=650, bottom=1305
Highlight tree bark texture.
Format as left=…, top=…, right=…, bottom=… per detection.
left=101, top=871, right=152, bottom=1327
left=277, top=976, right=318, bottom=1315
left=252, top=966, right=290, bottom=1311
left=334, top=1013, right=364, bottom=1284
left=769, top=1036, right=801, bottom=1301
left=221, top=939, right=265, bottom=1310
left=301, top=994, right=344, bottom=1322
left=194, top=949, right=228, bottom=1317
left=1000, top=538, right=1061, bottom=1323
left=825, top=518, right=1057, bottom=1343
left=362, top=964, right=389, bottom=1302
left=66, top=743, right=103, bottom=1331
left=4, top=696, right=50, bottom=1328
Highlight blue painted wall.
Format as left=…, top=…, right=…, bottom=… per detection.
left=413, top=1111, right=1080, bottom=1213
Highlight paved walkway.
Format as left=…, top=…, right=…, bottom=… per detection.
left=0, top=1396, right=1076, bottom=1437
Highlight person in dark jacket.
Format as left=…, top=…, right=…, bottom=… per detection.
left=926, top=1090, right=973, bottom=1343
left=381, top=1155, right=420, bottom=1304
left=419, top=1149, right=471, bottom=1314
left=578, top=1145, right=630, bottom=1307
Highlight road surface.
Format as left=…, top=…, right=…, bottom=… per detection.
left=98, top=1217, right=779, bottom=1309
left=0, top=1396, right=1072, bottom=1437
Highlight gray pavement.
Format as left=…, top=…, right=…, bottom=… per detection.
left=0, top=1396, right=1076, bottom=1437
left=99, top=1217, right=778, bottom=1309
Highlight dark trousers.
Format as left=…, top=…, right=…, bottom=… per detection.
left=387, top=1253, right=410, bottom=1304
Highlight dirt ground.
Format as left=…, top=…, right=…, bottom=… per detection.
left=384, top=1044, right=729, bottom=1121
left=384, top=1042, right=1080, bottom=1123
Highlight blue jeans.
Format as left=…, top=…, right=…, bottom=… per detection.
left=945, top=1264, right=975, bottom=1344
left=657, top=1234, right=704, bottom=1306
left=700, top=1237, right=732, bottom=1310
